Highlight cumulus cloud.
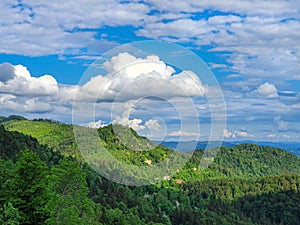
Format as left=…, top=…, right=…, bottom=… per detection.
left=223, top=129, right=254, bottom=139
left=145, top=119, right=161, bottom=131
left=87, top=120, right=105, bottom=129
left=112, top=101, right=146, bottom=131
left=0, top=63, right=16, bottom=82
left=0, top=63, right=59, bottom=96
left=78, top=52, right=206, bottom=102
left=0, top=62, right=62, bottom=114
left=254, top=82, right=278, bottom=98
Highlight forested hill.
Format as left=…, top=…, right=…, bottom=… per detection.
left=211, top=143, right=300, bottom=178
left=3, top=117, right=78, bottom=158
left=0, top=125, right=62, bottom=163
left=2, top=117, right=300, bottom=178
left=1, top=116, right=300, bottom=224
left=1, top=116, right=300, bottom=179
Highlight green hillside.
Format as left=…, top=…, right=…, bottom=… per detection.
left=0, top=125, right=62, bottom=163
left=4, top=119, right=78, bottom=158
left=210, top=143, right=300, bottom=177
left=1, top=116, right=300, bottom=224
left=3, top=117, right=300, bottom=180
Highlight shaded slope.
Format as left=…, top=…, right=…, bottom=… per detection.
left=0, top=125, right=61, bottom=163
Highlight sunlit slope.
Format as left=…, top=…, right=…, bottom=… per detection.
left=3, top=117, right=300, bottom=181
left=4, top=119, right=78, bottom=157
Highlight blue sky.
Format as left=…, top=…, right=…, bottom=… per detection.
left=0, top=0, right=300, bottom=142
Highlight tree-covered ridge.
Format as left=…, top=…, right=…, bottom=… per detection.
left=97, top=124, right=173, bottom=166
left=0, top=125, right=62, bottom=163
left=0, top=115, right=27, bottom=123
left=3, top=118, right=300, bottom=183
left=4, top=119, right=79, bottom=158
left=210, top=143, right=300, bottom=178
left=1, top=117, right=300, bottom=224
left=4, top=120, right=174, bottom=166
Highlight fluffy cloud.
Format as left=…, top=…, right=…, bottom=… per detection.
left=223, top=129, right=254, bottom=139
left=0, top=63, right=16, bottom=82
left=1, top=0, right=299, bottom=93
left=223, top=129, right=233, bottom=138
left=168, top=130, right=201, bottom=138
left=0, top=63, right=59, bottom=96
left=0, top=62, right=61, bottom=114
left=112, top=101, right=145, bottom=131
left=254, top=82, right=278, bottom=98
left=77, top=52, right=206, bottom=102
left=145, top=119, right=161, bottom=131
left=87, top=120, right=106, bottom=129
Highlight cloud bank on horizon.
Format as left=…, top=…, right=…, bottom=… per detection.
left=0, top=0, right=300, bottom=141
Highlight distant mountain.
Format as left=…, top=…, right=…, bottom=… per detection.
left=160, top=140, right=300, bottom=157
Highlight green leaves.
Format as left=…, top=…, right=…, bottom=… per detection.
left=0, top=202, right=22, bottom=225
left=4, top=150, right=49, bottom=225
left=45, top=158, right=99, bottom=225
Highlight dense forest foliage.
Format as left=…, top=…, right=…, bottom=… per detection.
left=0, top=116, right=299, bottom=225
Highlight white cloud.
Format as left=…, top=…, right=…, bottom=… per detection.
left=0, top=63, right=16, bottom=82
left=137, top=19, right=212, bottom=40
left=0, top=63, right=59, bottom=96
left=235, top=131, right=253, bottom=138
left=77, top=52, right=206, bottom=102
left=168, top=130, right=201, bottom=138
left=145, top=0, right=299, bottom=17
left=0, top=0, right=299, bottom=93
left=134, top=2, right=300, bottom=85
left=145, top=119, right=161, bottom=131
left=0, top=62, right=73, bottom=114
left=223, top=129, right=234, bottom=138
left=0, top=1, right=150, bottom=56
left=223, top=128, right=254, bottom=139
left=254, top=82, right=278, bottom=98
left=87, top=120, right=105, bottom=129
left=208, top=15, right=242, bottom=25
left=1, top=96, right=52, bottom=113
left=112, top=101, right=145, bottom=131
left=267, top=134, right=276, bottom=138
left=209, top=63, right=228, bottom=70
left=283, top=134, right=291, bottom=139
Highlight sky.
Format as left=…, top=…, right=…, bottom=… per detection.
left=0, top=0, right=300, bottom=142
